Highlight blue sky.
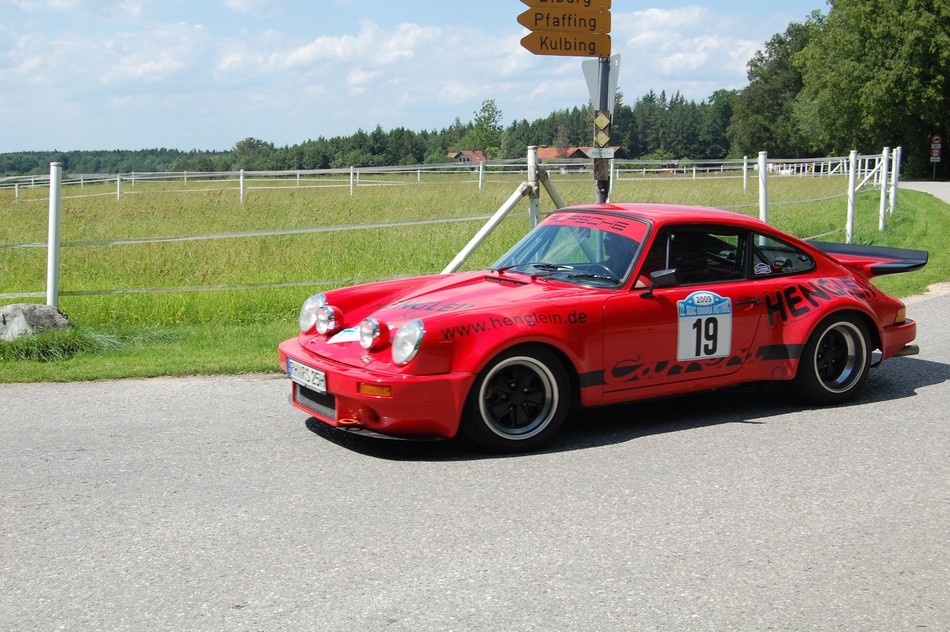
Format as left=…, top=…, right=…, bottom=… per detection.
left=0, top=0, right=826, bottom=152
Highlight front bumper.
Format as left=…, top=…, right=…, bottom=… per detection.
left=278, top=337, right=476, bottom=439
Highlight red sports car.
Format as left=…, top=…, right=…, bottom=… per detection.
left=278, top=203, right=927, bottom=452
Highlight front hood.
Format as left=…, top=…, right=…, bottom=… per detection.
left=304, top=271, right=601, bottom=374
left=368, top=271, right=592, bottom=324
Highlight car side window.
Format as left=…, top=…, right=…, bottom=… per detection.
left=752, top=233, right=815, bottom=276
left=642, top=226, right=747, bottom=285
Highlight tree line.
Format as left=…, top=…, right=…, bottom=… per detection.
left=0, top=94, right=730, bottom=177
left=2, top=0, right=945, bottom=178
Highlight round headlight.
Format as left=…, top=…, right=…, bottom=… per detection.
left=359, top=318, right=391, bottom=350
left=299, top=293, right=327, bottom=332
left=392, top=319, right=425, bottom=365
left=315, top=305, right=343, bottom=335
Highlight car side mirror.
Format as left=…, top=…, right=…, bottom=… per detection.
left=650, top=268, right=678, bottom=287
left=640, top=268, right=678, bottom=297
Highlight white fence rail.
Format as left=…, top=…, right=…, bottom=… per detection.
left=0, top=148, right=903, bottom=305
left=1, top=152, right=899, bottom=200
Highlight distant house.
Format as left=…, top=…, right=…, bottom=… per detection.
left=536, top=147, right=588, bottom=160
left=537, top=146, right=626, bottom=160
left=447, top=150, right=488, bottom=163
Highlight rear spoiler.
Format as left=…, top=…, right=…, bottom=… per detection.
left=808, top=241, right=929, bottom=277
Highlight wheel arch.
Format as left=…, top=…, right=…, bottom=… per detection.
left=472, top=340, right=582, bottom=408
left=792, top=307, right=875, bottom=404
left=461, top=340, right=579, bottom=452
left=804, top=306, right=882, bottom=355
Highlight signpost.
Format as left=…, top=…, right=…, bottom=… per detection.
left=519, top=0, right=615, bottom=202
left=516, top=7, right=611, bottom=33
left=519, top=0, right=611, bottom=58
left=931, top=134, right=942, bottom=180
left=519, top=31, right=610, bottom=58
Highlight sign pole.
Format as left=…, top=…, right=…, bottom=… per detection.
left=931, top=134, right=943, bottom=180
left=594, top=57, right=611, bottom=203
left=518, top=0, right=614, bottom=202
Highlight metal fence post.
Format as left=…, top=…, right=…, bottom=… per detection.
left=889, top=146, right=902, bottom=214
left=846, top=149, right=858, bottom=243
left=757, top=151, right=768, bottom=223
left=239, top=169, right=245, bottom=203
left=46, top=162, right=63, bottom=307
left=878, top=147, right=890, bottom=230
left=116, top=174, right=121, bottom=200
left=527, top=146, right=540, bottom=227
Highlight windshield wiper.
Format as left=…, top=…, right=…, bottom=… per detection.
left=530, top=262, right=574, bottom=271
left=491, top=262, right=573, bottom=274
left=566, top=271, right=621, bottom=283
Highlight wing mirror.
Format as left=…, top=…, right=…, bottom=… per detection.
left=650, top=268, right=678, bottom=287
left=640, top=268, right=678, bottom=297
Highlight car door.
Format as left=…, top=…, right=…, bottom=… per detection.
left=600, top=225, right=765, bottom=401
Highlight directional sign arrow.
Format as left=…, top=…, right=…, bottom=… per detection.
left=517, top=8, right=611, bottom=34
left=521, top=0, right=611, bottom=8
left=520, top=31, right=611, bottom=58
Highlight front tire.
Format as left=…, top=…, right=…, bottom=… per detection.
left=794, top=314, right=871, bottom=405
left=462, top=347, right=571, bottom=453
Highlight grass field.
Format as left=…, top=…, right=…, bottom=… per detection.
left=1, top=171, right=947, bottom=382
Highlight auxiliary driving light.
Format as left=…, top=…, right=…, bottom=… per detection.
left=359, top=318, right=390, bottom=350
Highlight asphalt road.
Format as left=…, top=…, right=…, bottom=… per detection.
left=897, top=180, right=950, bottom=208
left=2, top=291, right=948, bottom=631
left=900, top=179, right=950, bottom=204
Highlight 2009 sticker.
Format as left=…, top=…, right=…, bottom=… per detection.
left=677, top=291, right=732, bottom=361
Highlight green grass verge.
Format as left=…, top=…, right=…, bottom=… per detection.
left=0, top=322, right=292, bottom=382
left=1, top=175, right=947, bottom=383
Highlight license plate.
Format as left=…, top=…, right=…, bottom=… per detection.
left=287, top=359, right=327, bottom=394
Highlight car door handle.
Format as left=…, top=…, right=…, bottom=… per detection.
left=735, top=297, right=761, bottom=306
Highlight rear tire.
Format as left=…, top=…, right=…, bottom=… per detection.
left=794, top=314, right=871, bottom=405
left=462, top=347, right=571, bottom=453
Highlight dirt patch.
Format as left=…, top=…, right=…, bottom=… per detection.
left=905, top=281, right=950, bottom=304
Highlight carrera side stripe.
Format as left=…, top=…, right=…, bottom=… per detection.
left=579, top=370, right=606, bottom=387
left=756, top=344, right=804, bottom=360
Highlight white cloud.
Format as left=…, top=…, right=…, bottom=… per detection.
left=221, top=0, right=279, bottom=16
left=0, top=1, right=817, bottom=150
left=346, top=67, right=382, bottom=95
left=613, top=7, right=774, bottom=96
left=104, top=48, right=187, bottom=82
left=98, top=22, right=211, bottom=84
left=438, top=80, right=482, bottom=105
left=6, top=0, right=82, bottom=11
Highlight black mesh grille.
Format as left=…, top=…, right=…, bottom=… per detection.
left=294, top=383, right=336, bottom=421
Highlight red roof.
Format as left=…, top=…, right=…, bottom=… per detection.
left=537, top=146, right=623, bottom=160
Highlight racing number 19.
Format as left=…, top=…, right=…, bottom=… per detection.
left=691, top=317, right=718, bottom=357
left=676, top=292, right=732, bottom=362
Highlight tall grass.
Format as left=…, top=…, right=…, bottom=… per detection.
left=1, top=172, right=947, bottom=381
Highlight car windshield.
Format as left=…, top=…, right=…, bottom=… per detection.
left=491, top=222, right=645, bottom=287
